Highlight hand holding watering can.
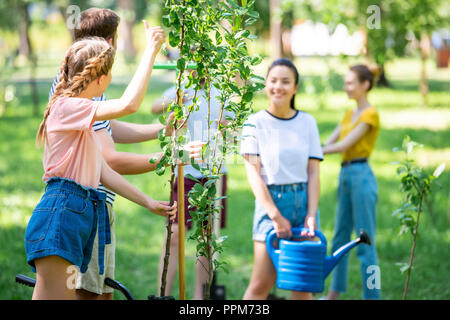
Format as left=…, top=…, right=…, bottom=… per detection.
left=272, top=213, right=317, bottom=239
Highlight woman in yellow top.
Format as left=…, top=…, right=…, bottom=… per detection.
left=322, top=65, right=381, bottom=300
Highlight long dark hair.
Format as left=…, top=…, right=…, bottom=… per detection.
left=267, top=58, right=299, bottom=110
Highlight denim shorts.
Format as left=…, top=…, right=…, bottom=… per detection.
left=252, top=182, right=320, bottom=241
left=25, top=177, right=110, bottom=274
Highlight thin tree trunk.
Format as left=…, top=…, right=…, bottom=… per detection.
left=18, top=2, right=31, bottom=58
left=203, top=201, right=214, bottom=300
left=160, top=9, right=187, bottom=296
left=402, top=193, right=424, bottom=300
left=419, top=33, right=430, bottom=108
left=376, top=65, right=390, bottom=87
left=58, top=2, right=75, bottom=42
left=270, top=0, right=282, bottom=60
left=117, top=0, right=137, bottom=61
left=18, top=2, right=39, bottom=116
left=159, top=164, right=176, bottom=297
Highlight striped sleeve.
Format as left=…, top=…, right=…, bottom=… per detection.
left=93, top=120, right=109, bottom=130
left=91, top=94, right=112, bottom=135
left=49, top=73, right=59, bottom=101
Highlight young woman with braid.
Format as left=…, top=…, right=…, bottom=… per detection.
left=48, top=8, right=184, bottom=300
left=24, top=22, right=180, bottom=300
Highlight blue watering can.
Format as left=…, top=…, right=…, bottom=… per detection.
left=266, top=227, right=371, bottom=292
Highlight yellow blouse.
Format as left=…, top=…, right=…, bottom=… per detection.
left=339, top=106, right=380, bottom=162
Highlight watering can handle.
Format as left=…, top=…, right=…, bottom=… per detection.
left=290, top=227, right=327, bottom=245
left=265, top=228, right=327, bottom=267
left=265, top=229, right=280, bottom=269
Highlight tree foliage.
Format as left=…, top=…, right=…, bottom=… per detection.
left=153, top=0, right=263, bottom=299
left=392, top=136, right=445, bottom=299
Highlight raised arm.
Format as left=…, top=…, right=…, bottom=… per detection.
left=95, top=21, right=165, bottom=121
left=243, top=154, right=292, bottom=238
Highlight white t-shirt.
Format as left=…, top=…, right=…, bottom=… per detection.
left=240, top=110, right=323, bottom=185
left=161, top=85, right=234, bottom=178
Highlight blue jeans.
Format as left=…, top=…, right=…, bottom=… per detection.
left=330, top=162, right=381, bottom=299
left=25, top=178, right=110, bottom=275
left=252, top=182, right=320, bottom=241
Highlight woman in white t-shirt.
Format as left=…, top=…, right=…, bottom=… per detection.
left=241, top=58, right=323, bottom=300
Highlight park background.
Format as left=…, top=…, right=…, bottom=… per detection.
left=0, top=0, right=449, bottom=300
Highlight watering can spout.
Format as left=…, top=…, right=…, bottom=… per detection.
left=324, top=230, right=371, bottom=278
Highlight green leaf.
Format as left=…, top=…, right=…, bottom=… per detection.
left=149, top=155, right=160, bottom=164
left=208, top=184, right=217, bottom=197
left=246, top=10, right=259, bottom=19
left=185, top=174, right=200, bottom=182
left=395, top=262, right=411, bottom=274
left=190, top=157, right=201, bottom=171
left=215, top=30, right=222, bottom=45
left=159, top=114, right=166, bottom=125
left=250, top=55, right=262, bottom=66
left=242, top=91, right=253, bottom=102
left=177, top=57, right=186, bottom=73
left=169, top=31, right=180, bottom=47
left=162, top=14, right=170, bottom=28
left=245, top=18, right=257, bottom=26
left=433, top=163, right=445, bottom=178
left=234, top=30, right=250, bottom=40
left=158, top=129, right=166, bottom=141
left=203, top=179, right=217, bottom=188
left=193, top=182, right=205, bottom=194
left=155, top=162, right=166, bottom=176
left=229, top=83, right=241, bottom=95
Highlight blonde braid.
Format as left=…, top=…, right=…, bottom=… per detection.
left=66, top=46, right=114, bottom=97
left=35, top=38, right=115, bottom=148
left=35, top=56, right=70, bottom=147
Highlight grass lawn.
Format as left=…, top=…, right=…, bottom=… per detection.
left=0, top=56, right=449, bottom=300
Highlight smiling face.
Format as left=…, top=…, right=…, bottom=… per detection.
left=266, top=65, right=299, bottom=108
left=344, top=70, right=370, bottom=100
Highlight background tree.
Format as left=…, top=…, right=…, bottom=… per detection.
left=401, top=0, right=448, bottom=107
left=116, top=0, right=138, bottom=62
left=270, top=0, right=282, bottom=59
left=392, top=136, right=445, bottom=299
left=0, top=0, right=41, bottom=116
left=155, top=0, right=263, bottom=300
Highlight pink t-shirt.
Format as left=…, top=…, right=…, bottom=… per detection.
left=43, top=97, right=103, bottom=189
